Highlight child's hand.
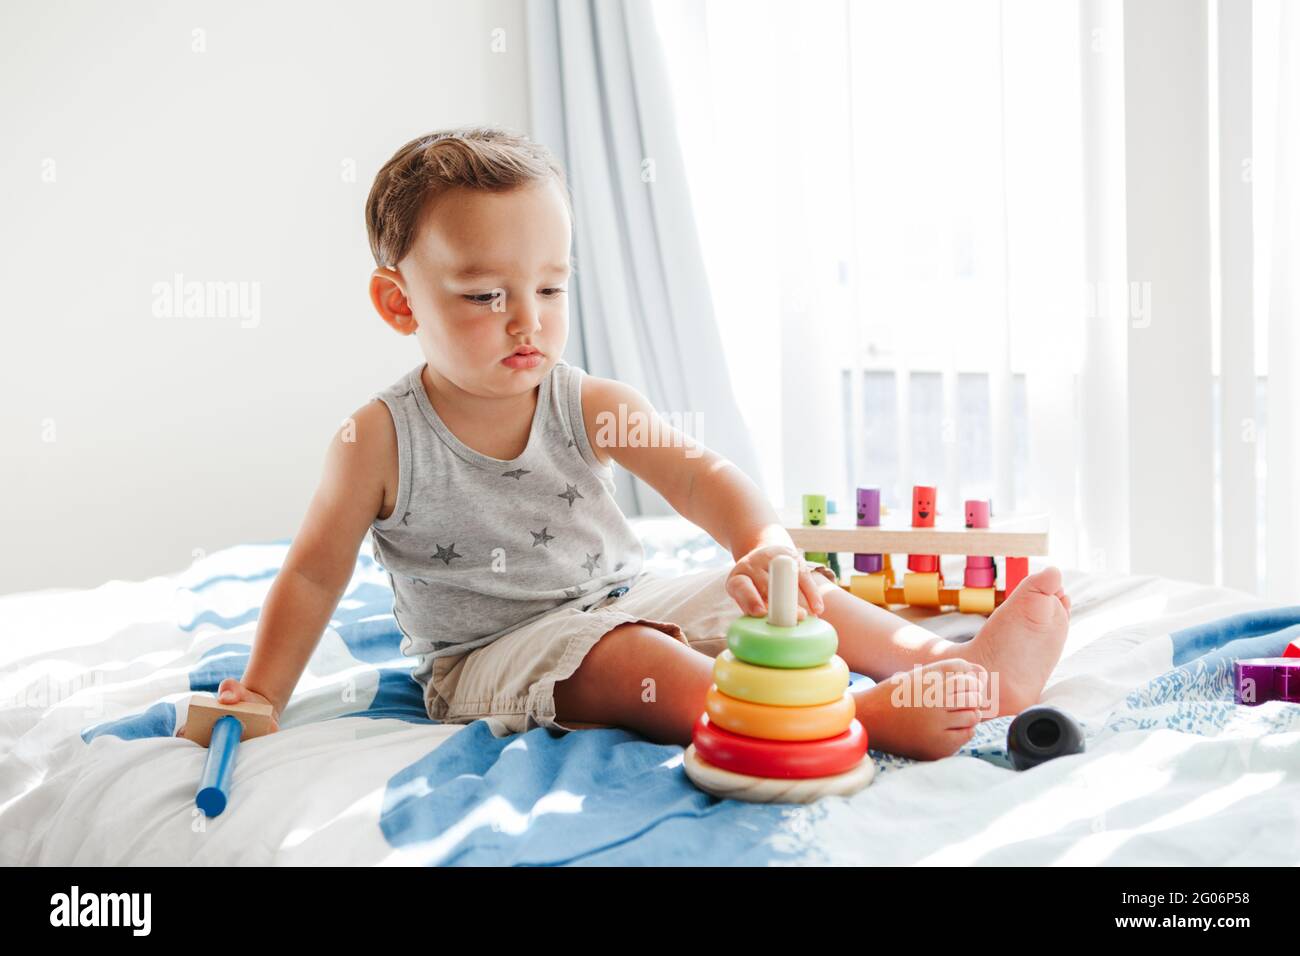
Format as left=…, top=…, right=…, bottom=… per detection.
left=726, top=546, right=826, bottom=620
left=175, top=678, right=281, bottom=738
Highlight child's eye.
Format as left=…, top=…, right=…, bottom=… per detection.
left=541, top=288, right=566, bottom=297
left=463, top=292, right=501, bottom=305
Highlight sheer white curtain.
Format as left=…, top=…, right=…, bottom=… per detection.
left=526, top=0, right=764, bottom=519
left=652, top=0, right=1298, bottom=595
left=653, top=0, right=1084, bottom=562
left=1260, top=0, right=1300, bottom=600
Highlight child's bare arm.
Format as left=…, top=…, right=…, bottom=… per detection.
left=209, top=401, right=397, bottom=722
left=580, top=376, right=822, bottom=617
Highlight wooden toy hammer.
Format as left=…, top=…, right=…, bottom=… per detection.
left=183, top=695, right=275, bottom=817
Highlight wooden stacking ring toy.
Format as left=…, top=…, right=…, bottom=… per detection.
left=684, top=555, right=875, bottom=803
left=692, top=713, right=869, bottom=778
left=705, top=685, right=855, bottom=741
left=713, top=649, right=849, bottom=706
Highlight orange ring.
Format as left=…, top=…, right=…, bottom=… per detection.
left=705, top=686, right=856, bottom=741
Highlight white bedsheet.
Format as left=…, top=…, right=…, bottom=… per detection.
left=1, top=531, right=1297, bottom=865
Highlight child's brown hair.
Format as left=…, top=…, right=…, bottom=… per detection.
left=365, top=127, right=572, bottom=269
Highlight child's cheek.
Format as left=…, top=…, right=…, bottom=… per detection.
left=464, top=315, right=508, bottom=357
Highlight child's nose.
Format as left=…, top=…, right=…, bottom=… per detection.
left=506, top=305, right=542, bottom=336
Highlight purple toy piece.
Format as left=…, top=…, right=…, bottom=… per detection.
left=857, top=488, right=881, bottom=526
left=854, top=487, right=882, bottom=574
left=1234, top=658, right=1300, bottom=705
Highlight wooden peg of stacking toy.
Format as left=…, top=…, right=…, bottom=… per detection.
left=683, top=555, right=874, bottom=803
left=183, top=695, right=275, bottom=817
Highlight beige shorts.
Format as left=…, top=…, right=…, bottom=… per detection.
left=423, top=562, right=838, bottom=735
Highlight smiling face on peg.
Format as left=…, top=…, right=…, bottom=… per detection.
left=965, top=499, right=991, bottom=529
left=803, top=494, right=828, bottom=527
left=856, top=487, right=880, bottom=527
left=911, top=486, right=936, bottom=528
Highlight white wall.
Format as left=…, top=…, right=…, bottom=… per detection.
left=0, top=0, right=532, bottom=594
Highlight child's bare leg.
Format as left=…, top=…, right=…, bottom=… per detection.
left=805, top=573, right=963, bottom=677
left=553, top=623, right=715, bottom=746
left=551, top=621, right=982, bottom=760
left=806, top=565, right=1072, bottom=718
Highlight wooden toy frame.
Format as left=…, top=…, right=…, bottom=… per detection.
left=786, top=511, right=1049, bottom=613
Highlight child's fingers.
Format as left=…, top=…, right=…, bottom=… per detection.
left=217, top=677, right=243, bottom=704
left=726, top=573, right=766, bottom=617
left=747, top=566, right=770, bottom=605
left=797, top=569, right=825, bottom=616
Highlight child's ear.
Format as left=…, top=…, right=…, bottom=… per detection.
left=369, top=268, right=417, bottom=335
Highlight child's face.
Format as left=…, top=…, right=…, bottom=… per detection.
left=378, top=179, right=572, bottom=398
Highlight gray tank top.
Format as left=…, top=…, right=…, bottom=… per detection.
left=369, top=359, right=645, bottom=687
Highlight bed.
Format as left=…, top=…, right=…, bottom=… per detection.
left=2, top=516, right=1297, bottom=865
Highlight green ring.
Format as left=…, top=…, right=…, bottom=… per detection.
left=726, top=615, right=839, bottom=668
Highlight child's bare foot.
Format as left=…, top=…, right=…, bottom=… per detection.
left=854, top=659, right=986, bottom=761
left=948, top=567, right=1071, bottom=718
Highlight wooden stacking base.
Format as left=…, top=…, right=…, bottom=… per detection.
left=683, top=745, right=875, bottom=803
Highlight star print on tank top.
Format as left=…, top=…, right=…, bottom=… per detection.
left=368, top=359, right=645, bottom=689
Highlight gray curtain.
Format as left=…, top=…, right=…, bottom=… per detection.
left=526, top=0, right=764, bottom=517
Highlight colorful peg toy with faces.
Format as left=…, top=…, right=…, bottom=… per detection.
left=792, top=485, right=1043, bottom=615
left=683, top=554, right=875, bottom=803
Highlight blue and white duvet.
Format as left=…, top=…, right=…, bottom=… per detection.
left=2, top=528, right=1297, bottom=865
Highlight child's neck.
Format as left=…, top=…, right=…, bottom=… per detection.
left=421, top=364, right=538, bottom=460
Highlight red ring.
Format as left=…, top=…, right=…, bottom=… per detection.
left=691, top=713, right=869, bottom=779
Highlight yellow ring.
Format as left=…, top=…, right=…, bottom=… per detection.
left=902, top=572, right=942, bottom=607
left=706, top=686, right=856, bottom=741
left=850, top=572, right=889, bottom=605
left=957, top=587, right=996, bottom=614
left=712, top=650, right=850, bottom=706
